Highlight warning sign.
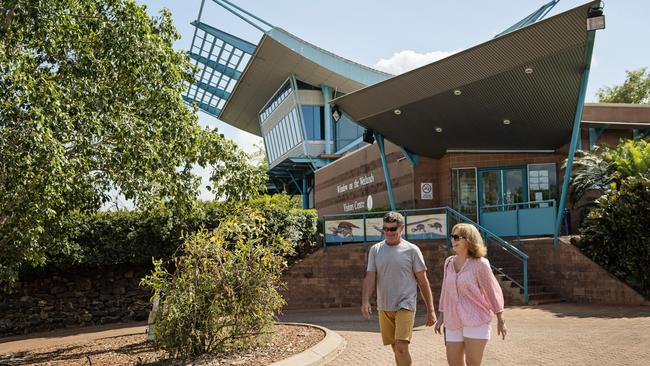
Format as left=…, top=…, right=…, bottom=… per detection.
left=421, top=182, right=433, bottom=200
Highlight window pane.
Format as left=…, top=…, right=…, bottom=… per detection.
left=528, top=163, right=557, bottom=207
left=452, top=169, right=478, bottom=222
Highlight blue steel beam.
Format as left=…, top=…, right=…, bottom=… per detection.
left=302, top=176, right=309, bottom=209
left=182, top=96, right=221, bottom=116
left=589, top=126, right=608, bottom=150
left=335, top=136, right=364, bottom=155
left=374, top=132, right=396, bottom=211
left=189, top=53, right=242, bottom=80
left=554, top=30, right=597, bottom=246
left=322, top=85, right=333, bottom=154
left=398, top=146, right=419, bottom=167
left=191, top=21, right=257, bottom=54
left=194, top=81, right=231, bottom=101
left=214, top=0, right=274, bottom=30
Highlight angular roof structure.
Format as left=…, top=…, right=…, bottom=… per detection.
left=332, top=1, right=600, bottom=158
left=218, top=28, right=392, bottom=136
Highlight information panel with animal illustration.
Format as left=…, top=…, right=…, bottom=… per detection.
left=405, top=214, right=447, bottom=240
left=324, top=219, right=365, bottom=243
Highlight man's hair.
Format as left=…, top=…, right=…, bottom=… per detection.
left=383, top=211, right=404, bottom=225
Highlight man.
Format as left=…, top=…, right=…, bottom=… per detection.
left=361, top=211, right=436, bottom=366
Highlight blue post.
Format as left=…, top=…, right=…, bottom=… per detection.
left=554, top=31, right=596, bottom=246
left=302, top=176, right=309, bottom=209
left=374, top=132, right=396, bottom=211
left=523, top=258, right=529, bottom=305
left=321, top=85, right=333, bottom=154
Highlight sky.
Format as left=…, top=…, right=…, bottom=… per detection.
left=131, top=0, right=648, bottom=201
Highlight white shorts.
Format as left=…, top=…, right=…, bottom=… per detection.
left=445, top=323, right=491, bottom=342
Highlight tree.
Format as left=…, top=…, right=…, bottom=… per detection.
left=569, top=139, right=650, bottom=206
left=0, top=0, right=264, bottom=288
left=596, top=67, right=650, bottom=104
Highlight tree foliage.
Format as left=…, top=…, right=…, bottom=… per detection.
left=0, top=0, right=265, bottom=288
left=43, top=196, right=317, bottom=270
left=569, top=139, right=650, bottom=206
left=140, top=207, right=294, bottom=358
left=580, top=175, right=650, bottom=298
left=596, top=67, right=650, bottom=104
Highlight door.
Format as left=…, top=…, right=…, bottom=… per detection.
left=478, top=167, right=527, bottom=221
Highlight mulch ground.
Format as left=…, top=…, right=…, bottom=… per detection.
left=0, top=324, right=324, bottom=366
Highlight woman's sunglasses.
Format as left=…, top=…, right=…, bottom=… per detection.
left=450, top=234, right=466, bottom=241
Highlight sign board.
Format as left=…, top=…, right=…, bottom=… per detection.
left=421, top=183, right=433, bottom=200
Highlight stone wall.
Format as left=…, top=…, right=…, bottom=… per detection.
left=0, top=265, right=152, bottom=337
left=519, top=237, right=647, bottom=305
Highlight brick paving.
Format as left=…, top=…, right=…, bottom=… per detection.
left=279, top=303, right=650, bottom=366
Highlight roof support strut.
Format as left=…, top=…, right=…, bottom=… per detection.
left=554, top=30, right=597, bottom=246
left=588, top=126, right=608, bottom=150
left=398, top=146, right=419, bottom=167
left=374, top=132, right=396, bottom=211
left=322, top=85, right=334, bottom=155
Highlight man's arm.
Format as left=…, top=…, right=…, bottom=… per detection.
left=361, top=271, right=376, bottom=319
left=415, top=270, right=436, bottom=326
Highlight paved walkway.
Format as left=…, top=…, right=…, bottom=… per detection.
left=279, top=304, right=650, bottom=366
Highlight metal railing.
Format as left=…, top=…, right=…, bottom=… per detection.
left=322, top=206, right=529, bottom=304
left=447, top=208, right=529, bottom=304
left=480, top=200, right=556, bottom=242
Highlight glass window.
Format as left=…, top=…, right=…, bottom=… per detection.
left=301, top=105, right=324, bottom=140
left=452, top=168, right=478, bottom=222
left=528, top=163, right=558, bottom=207
left=335, top=114, right=364, bottom=149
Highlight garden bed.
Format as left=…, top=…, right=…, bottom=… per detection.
left=0, top=324, right=324, bottom=365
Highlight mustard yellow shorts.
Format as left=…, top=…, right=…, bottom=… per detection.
left=378, top=309, right=416, bottom=345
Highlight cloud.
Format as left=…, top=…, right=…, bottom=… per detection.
left=373, top=49, right=461, bottom=75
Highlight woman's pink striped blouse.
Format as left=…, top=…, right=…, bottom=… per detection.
left=438, top=256, right=504, bottom=330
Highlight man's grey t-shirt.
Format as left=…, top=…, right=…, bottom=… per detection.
left=367, top=239, right=427, bottom=311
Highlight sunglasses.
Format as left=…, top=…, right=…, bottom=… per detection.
left=382, top=226, right=399, bottom=232
left=450, top=234, right=466, bottom=241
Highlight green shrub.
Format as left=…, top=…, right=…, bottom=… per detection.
left=45, top=195, right=318, bottom=269
left=140, top=208, right=292, bottom=357
left=580, top=175, right=650, bottom=298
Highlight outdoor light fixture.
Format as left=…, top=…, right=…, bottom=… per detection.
left=525, top=67, right=534, bottom=74
left=331, top=105, right=341, bottom=122
left=453, top=89, right=462, bottom=96
left=586, top=2, right=605, bottom=31
left=503, top=119, right=511, bottom=125
left=362, top=128, right=375, bottom=144
left=394, top=109, right=402, bottom=115
left=435, top=127, right=443, bottom=133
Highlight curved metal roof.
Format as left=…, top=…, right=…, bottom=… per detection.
left=218, top=28, right=392, bottom=136
left=332, top=1, right=600, bottom=158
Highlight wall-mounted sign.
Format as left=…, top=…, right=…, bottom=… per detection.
left=336, top=173, right=375, bottom=195
left=324, top=219, right=364, bottom=243
left=421, top=182, right=433, bottom=200
left=406, top=213, right=446, bottom=239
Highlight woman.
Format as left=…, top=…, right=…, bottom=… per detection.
left=434, top=223, right=507, bottom=366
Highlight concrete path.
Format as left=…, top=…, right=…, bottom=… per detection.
left=279, top=304, right=650, bottom=366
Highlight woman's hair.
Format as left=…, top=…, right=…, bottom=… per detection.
left=451, top=223, right=486, bottom=258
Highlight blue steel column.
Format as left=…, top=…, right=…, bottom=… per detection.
left=302, top=175, right=309, bottom=209
left=374, top=132, right=396, bottom=211
left=321, top=85, right=333, bottom=154
left=554, top=31, right=597, bottom=246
